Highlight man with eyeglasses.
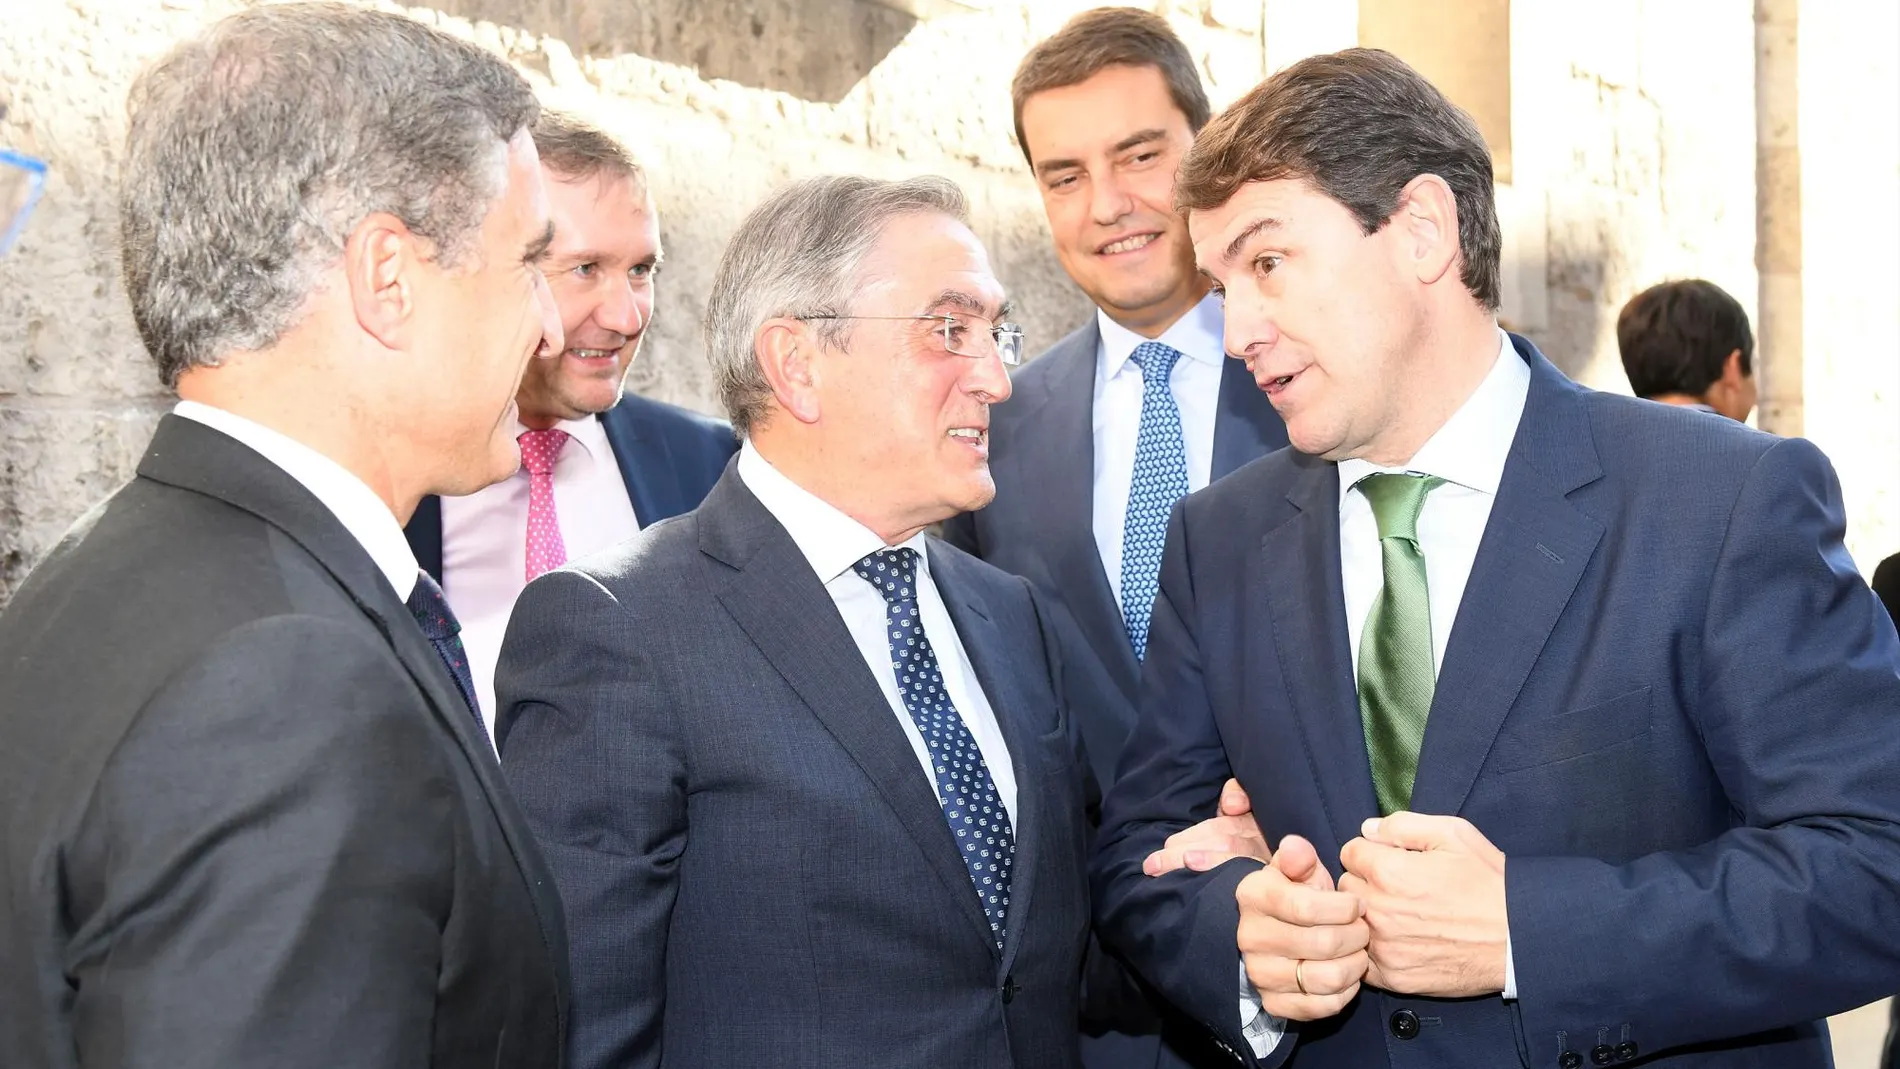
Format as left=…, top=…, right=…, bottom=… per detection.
left=494, top=174, right=1245, bottom=1069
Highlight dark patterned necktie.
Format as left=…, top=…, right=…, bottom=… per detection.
left=853, top=546, right=1014, bottom=950
left=406, top=570, right=481, bottom=729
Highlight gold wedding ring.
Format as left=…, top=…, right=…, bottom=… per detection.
left=1294, top=958, right=1310, bottom=996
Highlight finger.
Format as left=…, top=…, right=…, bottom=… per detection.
left=1270, top=835, right=1332, bottom=890
left=1242, top=879, right=1364, bottom=930
left=1259, top=981, right=1364, bottom=1023
left=1219, top=777, right=1252, bottom=816
left=1360, top=811, right=1470, bottom=852
left=1339, top=835, right=1403, bottom=882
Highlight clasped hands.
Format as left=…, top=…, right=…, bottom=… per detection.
left=1142, top=780, right=1509, bottom=1021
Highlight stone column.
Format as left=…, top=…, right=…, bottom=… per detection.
left=1754, top=0, right=1802, bottom=435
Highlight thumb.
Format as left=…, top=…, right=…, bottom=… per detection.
left=1270, top=834, right=1333, bottom=891
left=1218, top=778, right=1252, bottom=817
left=1360, top=811, right=1464, bottom=852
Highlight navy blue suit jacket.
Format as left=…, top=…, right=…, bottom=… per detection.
left=1093, top=335, right=1900, bottom=1069
left=944, top=318, right=1287, bottom=1069
left=405, top=392, right=736, bottom=581
left=495, top=468, right=1135, bottom=1069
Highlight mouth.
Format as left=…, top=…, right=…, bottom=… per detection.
left=1097, top=232, right=1160, bottom=257
left=947, top=426, right=989, bottom=456
left=564, top=346, right=621, bottom=362
left=1254, top=366, right=1304, bottom=398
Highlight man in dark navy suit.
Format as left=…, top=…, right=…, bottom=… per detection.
left=945, top=14, right=1286, bottom=1065
left=405, top=112, right=735, bottom=730
left=1096, top=47, right=1900, bottom=1069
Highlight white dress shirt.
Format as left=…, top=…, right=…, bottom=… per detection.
left=736, top=441, right=1018, bottom=824
left=173, top=401, right=419, bottom=601
left=442, top=414, right=642, bottom=731
left=1240, top=330, right=1528, bottom=1056
left=1092, top=291, right=1226, bottom=609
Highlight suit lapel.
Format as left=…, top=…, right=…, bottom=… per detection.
left=1014, top=327, right=1142, bottom=704
left=699, top=476, right=998, bottom=950
left=1255, top=455, right=1380, bottom=855
left=404, top=494, right=444, bottom=583
left=929, top=543, right=1045, bottom=972
left=599, top=399, right=674, bottom=527
left=1410, top=341, right=1605, bottom=816
left=1211, top=350, right=1289, bottom=479
left=135, top=415, right=572, bottom=1021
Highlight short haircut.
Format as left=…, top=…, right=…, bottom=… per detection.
left=1010, top=7, right=1211, bottom=166
left=1616, top=279, right=1755, bottom=399
left=1175, top=48, right=1502, bottom=311
left=532, top=110, right=645, bottom=192
left=703, top=175, right=968, bottom=437
left=120, top=2, right=538, bottom=386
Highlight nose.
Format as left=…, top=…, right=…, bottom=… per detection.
left=1225, top=289, right=1279, bottom=364
left=595, top=275, right=649, bottom=341
left=1089, top=169, right=1135, bottom=227
left=965, top=346, right=1013, bottom=406
left=531, top=269, right=564, bottom=359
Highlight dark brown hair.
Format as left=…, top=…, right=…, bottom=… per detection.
left=531, top=110, right=644, bottom=190
left=1010, top=7, right=1211, bottom=166
left=1176, top=48, right=1501, bottom=310
left=1616, top=279, right=1754, bottom=399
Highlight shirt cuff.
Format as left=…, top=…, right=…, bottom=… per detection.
left=1502, top=931, right=1517, bottom=1000
left=1239, top=956, right=1287, bottom=1058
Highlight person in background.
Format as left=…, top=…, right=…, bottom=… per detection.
left=0, top=5, right=570, bottom=1066
left=1615, top=278, right=1758, bottom=422
left=405, top=110, right=736, bottom=732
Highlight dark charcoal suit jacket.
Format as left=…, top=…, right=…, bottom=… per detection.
left=0, top=415, right=569, bottom=1069
left=497, top=465, right=1132, bottom=1069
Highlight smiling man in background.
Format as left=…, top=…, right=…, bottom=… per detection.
left=405, top=111, right=736, bottom=731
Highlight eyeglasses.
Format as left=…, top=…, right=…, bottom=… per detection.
left=798, top=312, right=1025, bottom=366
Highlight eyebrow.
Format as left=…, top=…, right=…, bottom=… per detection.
left=929, top=288, right=1011, bottom=320
left=1221, top=216, right=1285, bottom=265
left=522, top=221, right=556, bottom=264
left=1033, top=128, right=1169, bottom=179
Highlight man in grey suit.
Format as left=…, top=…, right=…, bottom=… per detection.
left=497, top=174, right=1252, bottom=1069
left=0, top=7, right=569, bottom=1067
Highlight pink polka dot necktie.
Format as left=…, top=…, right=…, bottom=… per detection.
left=518, top=428, right=570, bottom=582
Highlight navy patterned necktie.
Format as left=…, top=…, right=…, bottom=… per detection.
left=852, top=547, right=1015, bottom=950
left=1120, top=341, right=1192, bottom=660
left=406, top=570, right=481, bottom=729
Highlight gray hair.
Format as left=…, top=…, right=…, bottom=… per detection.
left=704, top=174, right=968, bottom=437
left=120, top=2, right=539, bottom=386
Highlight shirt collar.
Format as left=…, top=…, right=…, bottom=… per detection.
left=515, top=412, right=610, bottom=462
left=173, top=400, right=421, bottom=600
left=1096, top=289, right=1226, bottom=380
left=735, top=439, right=930, bottom=585
left=1338, top=329, right=1529, bottom=501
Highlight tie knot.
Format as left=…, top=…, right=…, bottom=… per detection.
left=1356, top=473, right=1444, bottom=542
left=852, top=546, right=920, bottom=606
left=517, top=428, right=571, bottom=477
left=1129, top=342, right=1182, bottom=384
left=406, top=570, right=461, bottom=642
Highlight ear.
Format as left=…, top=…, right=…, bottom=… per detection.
left=344, top=211, right=425, bottom=351
left=755, top=316, right=822, bottom=425
left=1392, top=174, right=1462, bottom=289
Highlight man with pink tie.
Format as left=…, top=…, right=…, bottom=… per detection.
left=404, top=112, right=737, bottom=731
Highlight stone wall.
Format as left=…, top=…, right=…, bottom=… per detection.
left=2, top=0, right=1896, bottom=603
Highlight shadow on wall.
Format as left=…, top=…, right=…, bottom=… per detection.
left=432, top=0, right=916, bottom=103
left=1516, top=247, right=1610, bottom=382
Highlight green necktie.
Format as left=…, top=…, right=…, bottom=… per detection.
left=1355, top=472, right=1444, bottom=816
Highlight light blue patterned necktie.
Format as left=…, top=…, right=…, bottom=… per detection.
left=853, top=547, right=1014, bottom=951
left=1120, top=342, right=1192, bottom=660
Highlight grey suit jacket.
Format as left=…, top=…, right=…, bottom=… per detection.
left=497, top=464, right=1116, bottom=1069
left=0, top=414, right=569, bottom=1069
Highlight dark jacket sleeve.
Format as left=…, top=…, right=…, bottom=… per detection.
left=497, top=569, right=681, bottom=1069
left=1089, top=504, right=1285, bottom=1069
left=68, top=615, right=455, bottom=1069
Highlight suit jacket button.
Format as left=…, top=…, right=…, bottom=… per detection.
left=1590, top=1045, right=1615, bottom=1065
left=1388, top=1008, right=1420, bottom=1039
left=1000, top=975, right=1019, bottom=1004
left=1558, top=1052, right=1583, bottom=1069
left=1614, top=1041, right=1638, bottom=1061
